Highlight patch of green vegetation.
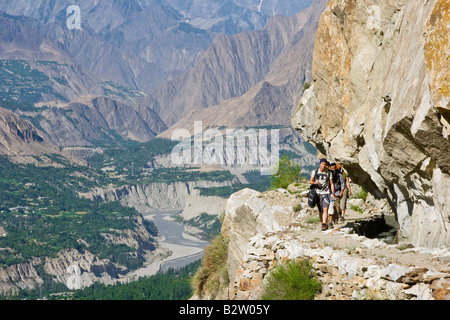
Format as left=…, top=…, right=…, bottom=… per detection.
left=0, top=60, right=66, bottom=111
left=177, top=213, right=223, bottom=242
left=192, top=234, right=229, bottom=299
left=138, top=168, right=234, bottom=184
left=87, top=138, right=176, bottom=174
left=87, top=138, right=235, bottom=186
left=302, top=81, right=311, bottom=93
left=173, top=22, right=209, bottom=35
left=70, top=260, right=200, bottom=300
left=351, top=186, right=369, bottom=201
left=261, top=259, right=322, bottom=300
left=293, top=203, right=302, bottom=212
left=100, top=81, right=145, bottom=100
left=270, top=156, right=300, bottom=190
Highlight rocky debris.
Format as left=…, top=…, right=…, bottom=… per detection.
left=219, top=187, right=450, bottom=300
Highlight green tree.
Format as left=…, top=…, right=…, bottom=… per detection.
left=270, top=156, right=300, bottom=189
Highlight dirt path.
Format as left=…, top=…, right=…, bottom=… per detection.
left=299, top=206, right=450, bottom=273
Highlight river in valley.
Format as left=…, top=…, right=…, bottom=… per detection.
left=142, top=210, right=209, bottom=273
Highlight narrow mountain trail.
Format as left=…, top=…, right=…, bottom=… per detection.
left=220, top=185, right=450, bottom=300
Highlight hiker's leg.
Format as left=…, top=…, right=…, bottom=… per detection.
left=323, top=195, right=330, bottom=224
left=341, top=189, right=348, bottom=217
left=323, top=208, right=328, bottom=224
left=317, top=200, right=324, bottom=223
left=327, top=202, right=334, bottom=224
left=334, top=196, right=341, bottom=223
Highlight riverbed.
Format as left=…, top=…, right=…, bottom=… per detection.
left=121, top=210, right=209, bottom=281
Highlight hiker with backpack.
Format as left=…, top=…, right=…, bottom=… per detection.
left=328, top=163, right=345, bottom=227
left=309, top=158, right=335, bottom=231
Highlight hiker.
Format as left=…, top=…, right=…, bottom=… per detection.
left=309, top=158, right=335, bottom=231
left=337, top=163, right=351, bottom=221
left=328, top=163, right=344, bottom=227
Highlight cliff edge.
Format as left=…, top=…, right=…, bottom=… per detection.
left=194, top=186, right=450, bottom=300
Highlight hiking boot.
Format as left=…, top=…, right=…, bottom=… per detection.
left=329, top=222, right=334, bottom=229
left=321, top=223, right=327, bottom=231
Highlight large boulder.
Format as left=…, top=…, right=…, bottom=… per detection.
left=221, top=188, right=300, bottom=293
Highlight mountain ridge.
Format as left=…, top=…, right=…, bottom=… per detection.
left=157, top=0, right=327, bottom=134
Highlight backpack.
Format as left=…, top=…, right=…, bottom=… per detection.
left=331, top=170, right=342, bottom=192
left=308, top=184, right=319, bottom=208
left=308, top=170, right=320, bottom=208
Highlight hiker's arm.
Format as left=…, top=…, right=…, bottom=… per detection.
left=330, top=177, right=335, bottom=199
left=346, top=176, right=351, bottom=196
left=309, top=172, right=317, bottom=185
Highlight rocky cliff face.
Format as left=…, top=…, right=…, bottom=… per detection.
left=80, top=179, right=235, bottom=213
left=0, top=0, right=214, bottom=92
left=292, top=0, right=450, bottom=248
left=35, top=95, right=166, bottom=147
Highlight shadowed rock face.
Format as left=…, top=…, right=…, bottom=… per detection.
left=292, top=0, right=450, bottom=248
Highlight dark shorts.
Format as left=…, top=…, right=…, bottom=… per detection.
left=317, top=194, right=330, bottom=212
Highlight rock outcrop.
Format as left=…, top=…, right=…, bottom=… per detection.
left=220, top=188, right=300, bottom=296
left=292, top=0, right=450, bottom=248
